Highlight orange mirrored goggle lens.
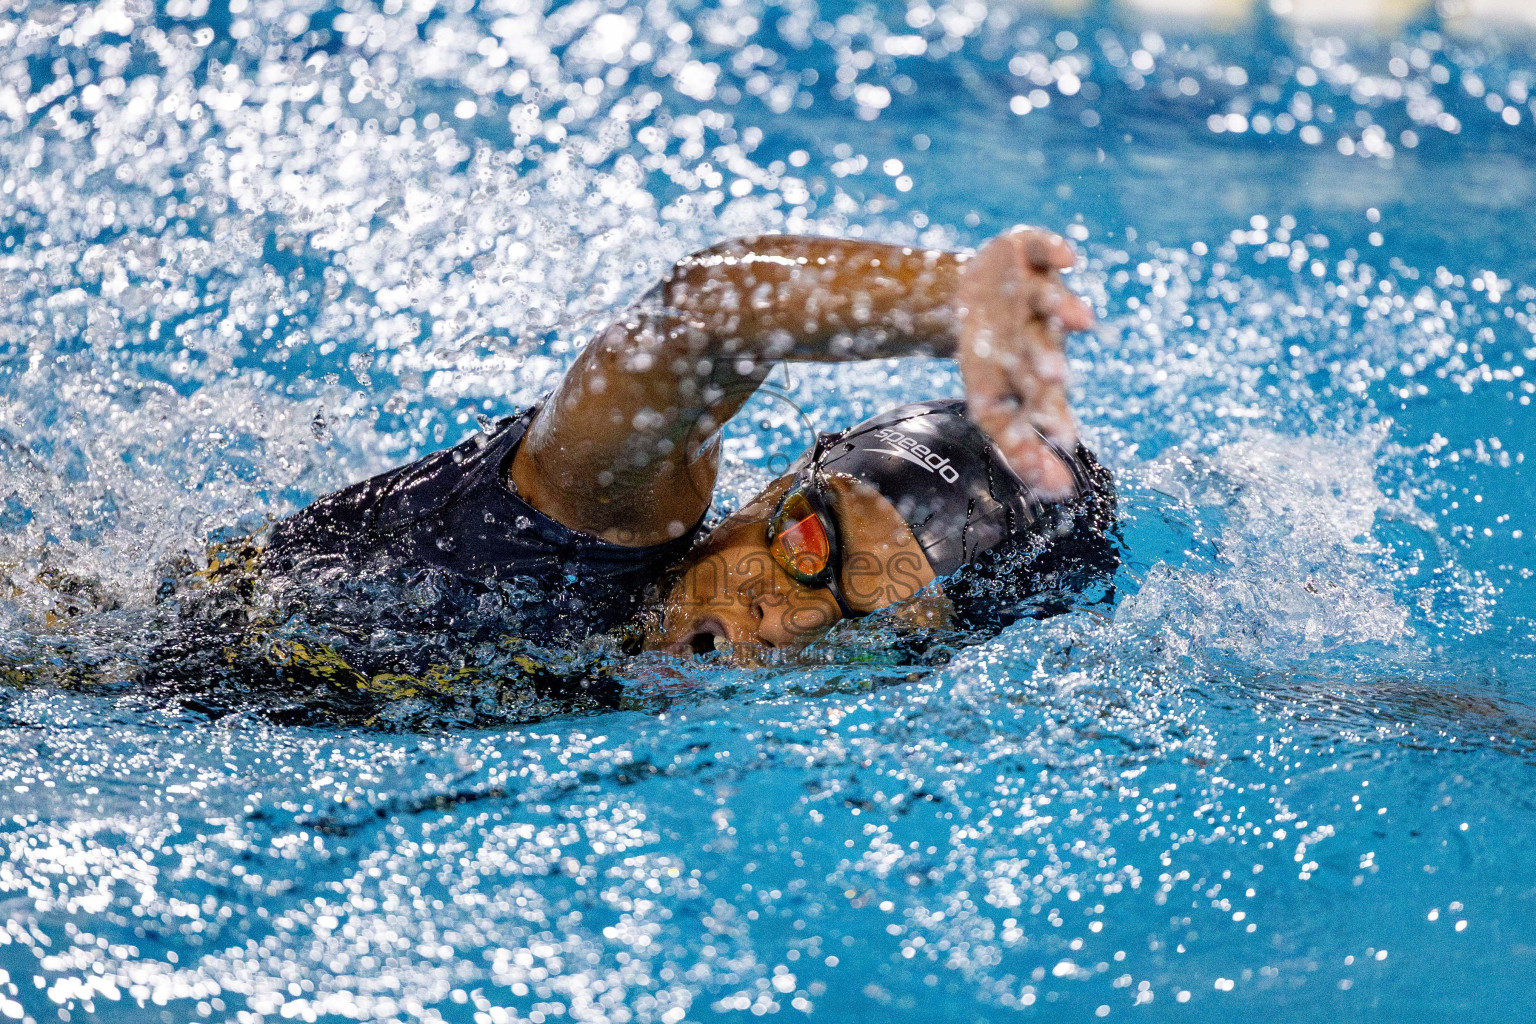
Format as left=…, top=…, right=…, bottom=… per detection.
left=768, top=491, right=832, bottom=583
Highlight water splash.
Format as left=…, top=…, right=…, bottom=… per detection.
left=3, top=0, right=1536, bottom=1020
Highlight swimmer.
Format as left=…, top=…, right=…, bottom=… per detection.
left=258, top=226, right=1116, bottom=658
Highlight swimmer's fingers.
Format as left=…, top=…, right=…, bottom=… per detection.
left=1004, top=355, right=1079, bottom=500
left=1015, top=302, right=1081, bottom=471
left=997, top=430, right=1078, bottom=501
left=1030, top=276, right=1095, bottom=334
left=960, top=343, right=1078, bottom=500
left=992, top=227, right=1095, bottom=333
left=1017, top=237, right=1094, bottom=332
left=1005, top=224, right=1077, bottom=272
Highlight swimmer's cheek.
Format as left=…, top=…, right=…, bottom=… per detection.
left=736, top=594, right=837, bottom=650
left=841, top=550, right=886, bottom=610
left=887, top=550, right=930, bottom=606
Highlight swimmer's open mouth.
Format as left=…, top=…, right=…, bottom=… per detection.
left=669, top=617, right=729, bottom=656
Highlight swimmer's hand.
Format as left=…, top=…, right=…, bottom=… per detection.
left=956, top=226, right=1094, bottom=501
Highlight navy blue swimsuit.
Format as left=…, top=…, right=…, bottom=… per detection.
left=260, top=407, right=701, bottom=645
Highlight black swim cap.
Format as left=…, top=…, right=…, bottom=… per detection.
left=810, top=400, right=1096, bottom=577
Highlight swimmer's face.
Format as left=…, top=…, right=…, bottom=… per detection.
left=644, top=473, right=943, bottom=656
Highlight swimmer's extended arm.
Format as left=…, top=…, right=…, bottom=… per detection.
left=510, top=230, right=1091, bottom=546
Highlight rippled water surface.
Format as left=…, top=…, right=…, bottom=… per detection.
left=4, top=0, right=1536, bottom=1020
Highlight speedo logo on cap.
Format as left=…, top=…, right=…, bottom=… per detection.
left=868, top=427, right=960, bottom=483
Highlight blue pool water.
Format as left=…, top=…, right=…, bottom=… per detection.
left=3, top=0, right=1536, bottom=1020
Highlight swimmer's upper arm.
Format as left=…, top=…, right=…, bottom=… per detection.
left=508, top=235, right=967, bottom=546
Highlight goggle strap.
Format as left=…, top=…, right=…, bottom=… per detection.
left=802, top=472, right=863, bottom=620
left=824, top=575, right=859, bottom=620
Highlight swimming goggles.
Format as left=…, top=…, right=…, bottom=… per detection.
left=765, top=438, right=862, bottom=620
